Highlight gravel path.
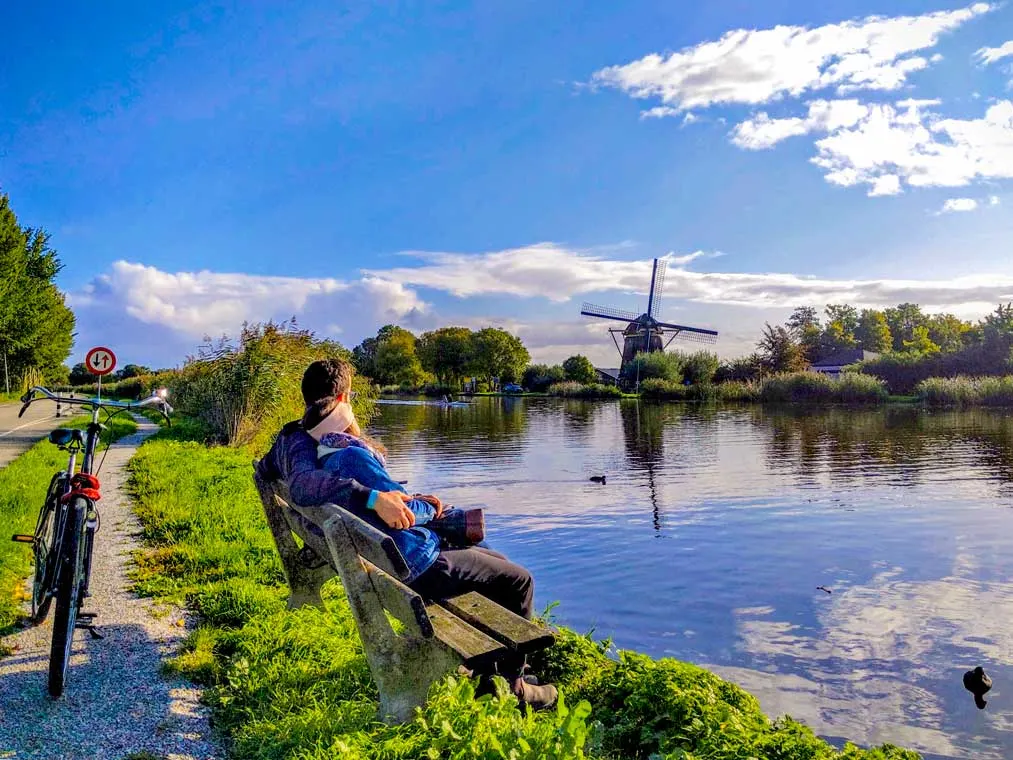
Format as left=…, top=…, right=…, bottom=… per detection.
left=0, top=419, right=221, bottom=760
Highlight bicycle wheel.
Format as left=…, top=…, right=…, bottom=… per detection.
left=31, top=474, right=66, bottom=623
left=48, top=499, right=85, bottom=698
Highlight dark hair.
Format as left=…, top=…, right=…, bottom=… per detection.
left=301, top=358, right=353, bottom=406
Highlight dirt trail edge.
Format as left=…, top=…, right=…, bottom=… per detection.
left=0, top=418, right=221, bottom=760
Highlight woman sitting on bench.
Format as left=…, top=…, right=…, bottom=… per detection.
left=260, top=358, right=557, bottom=710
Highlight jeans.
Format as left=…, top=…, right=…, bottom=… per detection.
left=409, top=545, right=535, bottom=620
left=321, top=446, right=437, bottom=523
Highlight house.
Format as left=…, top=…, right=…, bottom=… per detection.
left=594, top=367, right=621, bottom=386
left=811, top=349, right=880, bottom=377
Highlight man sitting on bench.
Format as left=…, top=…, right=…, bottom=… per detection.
left=257, top=358, right=558, bottom=710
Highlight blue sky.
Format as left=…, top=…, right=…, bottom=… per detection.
left=2, top=1, right=1012, bottom=368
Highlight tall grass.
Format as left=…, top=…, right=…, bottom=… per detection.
left=546, top=382, right=623, bottom=399
left=0, top=416, right=137, bottom=634
left=917, top=376, right=1013, bottom=406
left=126, top=430, right=920, bottom=760
left=167, top=321, right=375, bottom=453
left=759, top=372, right=888, bottom=404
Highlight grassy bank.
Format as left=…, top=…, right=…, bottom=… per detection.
left=0, top=415, right=137, bottom=634
left=127, top=431, right=918, bottom=759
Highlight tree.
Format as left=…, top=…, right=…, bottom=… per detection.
left=926, top=313, right=971, bottom=353
left=0, top=194, right=75, bottom=390
left=715, top=354, right=763, bottom=382
left=373, top=327, right=427, bottom=386
left=786, top=307, right=822, bottom=362
left=417, top=327, right=474, bottom=386
left=757, top=324, right=807, bottom=373
left=678, top=350, right=720, bottom=385
left=902, top=325, right=940, bottom=355
left=69, top=363, right=93, bottom=385
left=855, top=309, right=892, bottom=353
left=521, top=364, right=566, bottom=392
left=117, top=364, right=151, bottom=380
left=980, top=303, right=1013, bottom=363
left=562, top=355, right=597, bottom=384
left=351, top=336, right=379, bottom=378
left=884, top=303, right=926, bottom=351
left=824, top=304, right=859, bottom=337
left=471, top=328, right=530, bottom=385
left=787, top=306, right=820, bottom=335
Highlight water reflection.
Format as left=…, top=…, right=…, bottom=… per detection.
left=372, top=398, right=1013, bottom=759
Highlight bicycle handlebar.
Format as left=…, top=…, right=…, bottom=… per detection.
left=18, top=386, right=174, bottom=422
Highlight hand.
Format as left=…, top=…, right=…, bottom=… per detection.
left=416, top=494, right=444, bottom=518
left=373, top=491, right=416, bottom=529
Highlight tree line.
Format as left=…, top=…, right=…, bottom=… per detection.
left=0, top=193, right=75, bottom=393
left=727, top=302, right=1013, bottom=393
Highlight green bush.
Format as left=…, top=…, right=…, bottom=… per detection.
left=128, top=433, right=923, bottom=760
left=624, top=353, right=684, bottom=384
left=523, top=364, right=567, bottom=392
left=168, top=321, right=375, bottom=453
left=716, top=381, right=760, bottom=402
left=547, top=382, right=623, bottom=399
left=836, top=372, right=890, bottom=404
left=916, top=375, right=1013, bottom=406
left=638, top=379, right=686, bottom=400
left=759, top=372, right=887, bottom=404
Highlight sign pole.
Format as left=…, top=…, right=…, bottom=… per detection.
left=2, top=349, right=8, bottom=396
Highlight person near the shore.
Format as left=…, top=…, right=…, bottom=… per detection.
left=257, top=358, right=557, bottom=710
left=306, top=403, right=485, bottom=548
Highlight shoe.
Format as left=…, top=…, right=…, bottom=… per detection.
left=512, top=677, right=558, bottom=711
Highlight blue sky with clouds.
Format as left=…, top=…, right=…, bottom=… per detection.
left=2, top=1, right=1012, bottom=368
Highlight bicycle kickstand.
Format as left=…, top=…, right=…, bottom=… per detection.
left=77, top=612, right=104, bottom=640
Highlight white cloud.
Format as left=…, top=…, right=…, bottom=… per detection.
left=939, top=197, right=979, bottom=213
left=592, top=4, right=991, bottom=112
left=990, top=194, right=1002, bottom=205
left=731, top=99, right=870, bottom=149
left=976, top=40, right=1013, bottom=65
left=72, top=261, right=427, bottom=340
left=810, top=99, right=1013, bottom=193
left=640, top=106, right=680, bottom=120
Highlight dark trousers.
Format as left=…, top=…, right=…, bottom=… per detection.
left=410, top=546, right=534, bottom=620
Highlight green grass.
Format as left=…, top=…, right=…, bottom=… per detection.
left=0, top=415, right=138, bottom=634
left=127, top=430, right=920, bottom=760
left=547, top=382, right=624, bottom=399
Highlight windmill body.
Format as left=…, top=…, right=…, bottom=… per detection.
left=580, top=258, right=718, bottom=386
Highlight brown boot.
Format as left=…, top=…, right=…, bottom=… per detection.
left=512, top=676, right=558, bottom=711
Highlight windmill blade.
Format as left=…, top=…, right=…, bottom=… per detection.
left=581, top=302, right=641, bottom=323
left=655, top=320, right=719, bottom=337
left=649, top=259, right=668, bottom=319
left=668, top=330, right=718, bottom=345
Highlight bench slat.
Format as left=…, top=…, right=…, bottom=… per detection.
left=427, top=603, right=506, bottom=666
left=441, top=592, right=555, bottom=655
left=340, top=511, right=412, bottom=583
left=361, top=557, right=434, bottom=638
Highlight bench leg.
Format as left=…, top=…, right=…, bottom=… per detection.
left=375, top=641, right=464, bottom=723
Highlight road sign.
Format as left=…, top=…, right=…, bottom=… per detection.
left=85, top=346, right=117, bottom=376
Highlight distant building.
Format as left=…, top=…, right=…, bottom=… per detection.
left=594, top=367, right=622, bottom=386
left=811, top=349, right=880, bottom=377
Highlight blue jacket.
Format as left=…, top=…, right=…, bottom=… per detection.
left=257, top=421, right=440, bottom=582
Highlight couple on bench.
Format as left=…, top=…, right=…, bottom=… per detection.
left=259, top=358, right=557, bottom=710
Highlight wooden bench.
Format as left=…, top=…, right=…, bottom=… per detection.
left=252, top=464, right=556, bottom=722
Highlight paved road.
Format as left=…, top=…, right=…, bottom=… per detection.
left=0, top=400, right=69, bottom=469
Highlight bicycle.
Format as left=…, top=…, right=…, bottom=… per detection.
left=10, top=385, right=172, bottom=698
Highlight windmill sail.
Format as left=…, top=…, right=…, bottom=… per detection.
left=649, top=259, right=667, bottom=319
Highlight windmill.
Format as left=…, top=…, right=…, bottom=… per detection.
left=581, top=258, right=718, bottom=377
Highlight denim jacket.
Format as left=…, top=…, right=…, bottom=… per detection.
left=258, top=421, right=440, bottom=582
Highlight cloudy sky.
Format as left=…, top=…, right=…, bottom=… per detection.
left=3, top=2, right=1012, bottom=368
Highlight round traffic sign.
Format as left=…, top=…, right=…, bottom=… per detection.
left=85, top=346, right=117, bottom=376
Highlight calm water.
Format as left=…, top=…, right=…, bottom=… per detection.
left=372, top=398, right=1013, bottom=759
